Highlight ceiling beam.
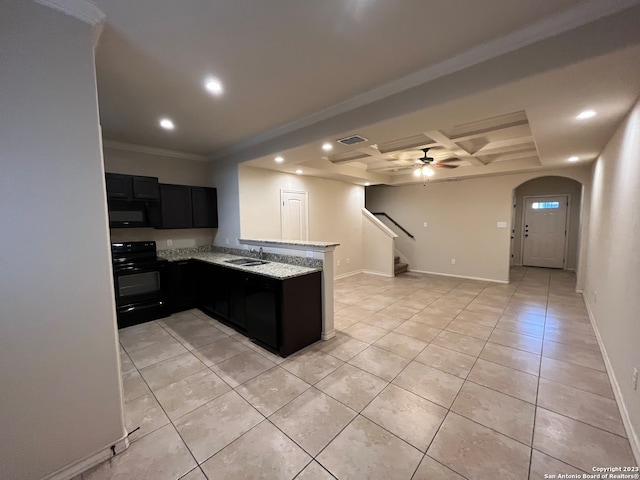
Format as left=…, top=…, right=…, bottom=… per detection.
left=472, top=136, right=534, bottom=155
left=448, top=121, right=529, bottom=143
left=425, top=130, right=486, bottom=166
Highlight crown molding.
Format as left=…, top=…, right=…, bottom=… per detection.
left=102, top=140, right=209, bottom=162
left=35, top=0, right=105, bottom=26
left=36, top=0, right=105, bottom=47
left=211, top=0, right=640, bottom=162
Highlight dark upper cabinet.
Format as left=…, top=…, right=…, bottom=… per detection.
left=106, top=173, right=133, bottom=199
left=159, top=184, right=218, bottom=229
left=106, top=173, right=159, bottom=201
left=132, top=176, right=160, bottom=200
left=160, top=184, right=193, bottom=229
left=191, top=187, right=218, bottom=228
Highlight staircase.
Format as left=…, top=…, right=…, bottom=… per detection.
left=394, top=256, right=408, bottom=276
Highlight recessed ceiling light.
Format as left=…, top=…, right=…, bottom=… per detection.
left=159, top=118, right=175, bottom=130
left=204, top=77, right=223, bottom=96
left=275, top=156, right=284, bottom=163
left=322, top=142, right=333, bottom=152
left=576, top=110, right=596, bottom=120
left=568, top=156, right=579, bottom=162
left=365, top=182, right=370, bottom=186
left=295, top=169, right=303, bottom=175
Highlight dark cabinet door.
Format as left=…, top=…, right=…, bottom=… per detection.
left=106, top=173, right=133, bottom=199
left=132, top=176, right=160, bottom=200
left=196, top=262, right=231, bottom=322
left=279, top=272, right=322, bottom=356
left=191, top=187, right=218, bottom=228
left=245, top=275, right=278, bottom=349
left=229, top=271, right=248, bottom=329
left=164, top=260, right=196, bottom=313
left=160, top=184, right=193, bottom=228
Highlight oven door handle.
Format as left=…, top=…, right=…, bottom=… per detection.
left=114, top=264, right=165, bottom=274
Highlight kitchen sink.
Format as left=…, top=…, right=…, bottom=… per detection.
left=225, top=258, right=270, bottom=266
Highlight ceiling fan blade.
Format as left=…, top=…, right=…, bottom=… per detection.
left=437, top=157, right=463, bottom=163
left=434, top=163, right=458, bottom=169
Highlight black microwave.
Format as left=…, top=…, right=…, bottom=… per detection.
left=108, top=199, right=160, bottom=228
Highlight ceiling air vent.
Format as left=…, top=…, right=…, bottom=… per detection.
left=337, top=135, right=367, bottom=146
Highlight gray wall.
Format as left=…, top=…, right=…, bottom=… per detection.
left=0, top=3, right=125, bottom=478
left=584, top=98, right=640, bottom=457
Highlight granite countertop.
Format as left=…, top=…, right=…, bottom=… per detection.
left=158, top=251, right=321, bottom=280
left=238, top=238, right=340, bottom=248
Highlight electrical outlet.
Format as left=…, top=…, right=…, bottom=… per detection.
left=633, top=368, right=638, bottom=391
left=166, top=239, right=173, bottom=247
left=225, top=238, right=230, bottom=245
left=346, top=258, right=350, bottom=264
left=423, top=222, right=428, bottom=228
left=337, top=260, right=341, bottom=267
left=451, top=258, right=456, bottom=265
left=306, top=251, right=314, bottom=258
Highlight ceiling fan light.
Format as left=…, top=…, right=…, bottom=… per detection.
left=423, top=166, right=434, bottom=177
left=413, top=168, right=422, bottom=177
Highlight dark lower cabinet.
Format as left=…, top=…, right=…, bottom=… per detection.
left=193, top=260, right=322, bottom=356
left=245, top=276, right=278, bottom=350
left=278, top=272, right=322, bottom=357
left=163, top=260, right=196, bottom=313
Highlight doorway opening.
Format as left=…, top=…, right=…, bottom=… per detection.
left=511, top=176, right=583, bottom=271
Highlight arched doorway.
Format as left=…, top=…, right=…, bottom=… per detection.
left=511, top=176, right=583, bottom=270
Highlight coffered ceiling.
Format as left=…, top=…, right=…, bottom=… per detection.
left=93, top=0, right=640, bottom=185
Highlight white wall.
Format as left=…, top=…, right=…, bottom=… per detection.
left=366, top=166, right=592, bottom=283
left=239, top=166, right=364, bottom=276
left=513, top=176, right=583, bottom=269
left=362, top=210, right=396, bottom=276
left=104, top=147, right=215, bottom=249
left=0, top=2, right=126, bottom=479
left=584, top=98, right=640, bottom=458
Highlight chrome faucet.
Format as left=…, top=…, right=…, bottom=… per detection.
left=258, top=247, right=264, bottom=260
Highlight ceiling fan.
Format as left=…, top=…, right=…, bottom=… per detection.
left=414, top=148, right=460, bottom=169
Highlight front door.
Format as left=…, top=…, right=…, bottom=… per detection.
left=280, top=189, right=309, bottom=241
left=522, top=196, right=568, bottom=268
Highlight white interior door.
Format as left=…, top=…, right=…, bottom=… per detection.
left=280, top=189, right=309, bottom=241
left=522, top=196, right=568, bottom=268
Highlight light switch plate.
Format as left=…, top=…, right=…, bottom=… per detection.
left=497, top=221, right=507, bottom=228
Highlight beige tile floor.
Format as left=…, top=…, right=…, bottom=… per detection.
left=83, top=267, right=638, bottom=480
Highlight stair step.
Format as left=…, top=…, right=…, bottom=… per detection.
left=394, top=256, right=400, bottom=264
left=394, top=262, right=408, bottom=276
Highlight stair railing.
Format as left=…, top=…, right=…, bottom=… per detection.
left=371, top=212, right=415, bottom=239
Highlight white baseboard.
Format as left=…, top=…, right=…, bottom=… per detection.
left=334, top=269, right=363, bottom=280
left=582, top=294, right=639, bottom=466
left=43, top=432, right=129, bottom=480
left=407, top=269, right=509, bottom=284
left=321, top=329, right=336, bottom=340
left=362, top=270, right=394, bottom=278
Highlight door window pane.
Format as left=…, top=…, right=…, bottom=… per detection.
left=532, top=201, right=560, bottom=209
